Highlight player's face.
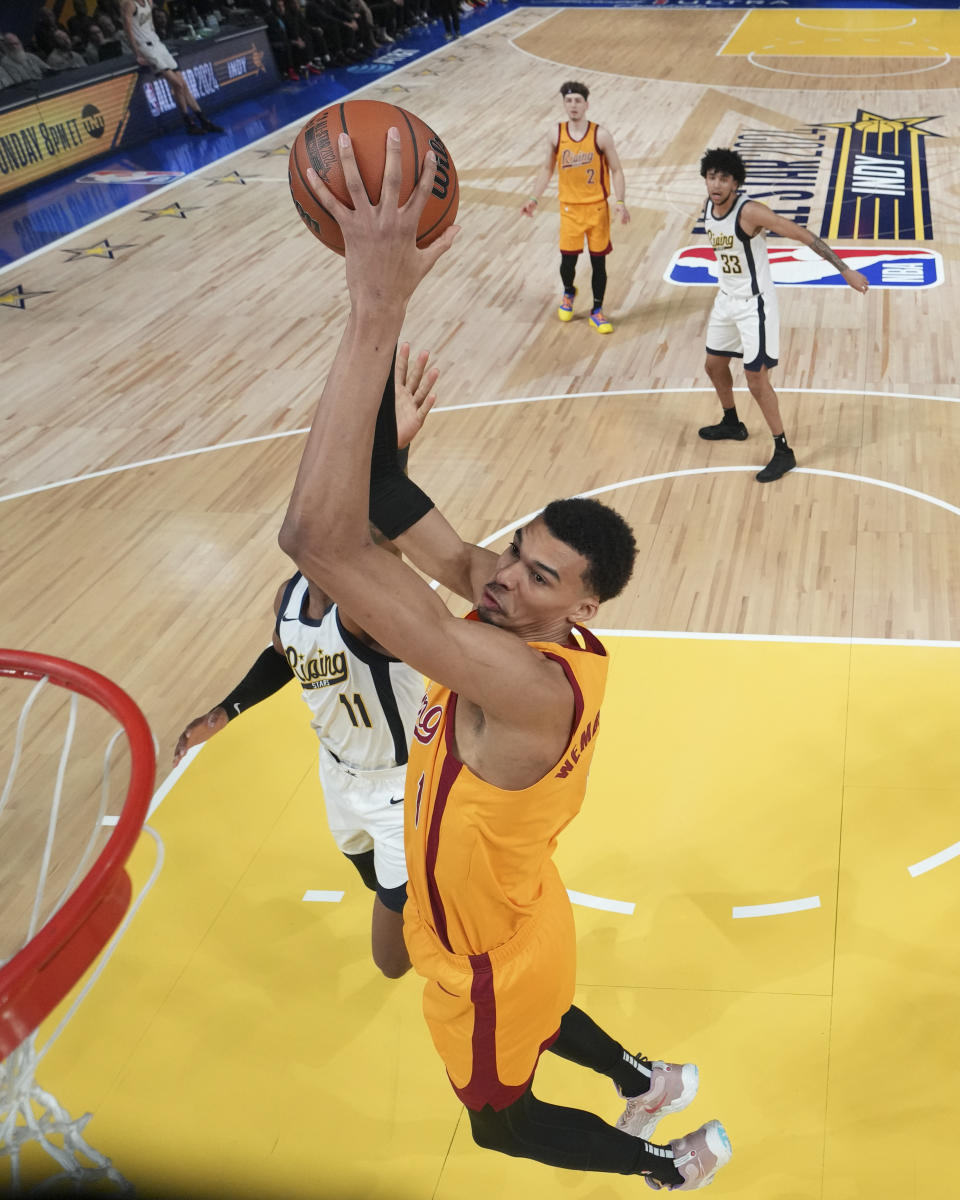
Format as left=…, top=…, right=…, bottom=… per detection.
left=477, top=518, right=598, bottom=638
left=704, top=168, right=738, bottom=212
left=562, top=92, right=588, bottom=123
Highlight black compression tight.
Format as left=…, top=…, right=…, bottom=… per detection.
left=467, top=1089, right=679, bottom=1183
left=560, top=252, right=578, bottom=293
left=558, top=252, right=608, bottom=308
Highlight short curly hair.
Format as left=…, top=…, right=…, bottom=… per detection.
left=541, top=498, right=636, bottom=603
left=699, top=147, right=746, bottom=186
left=559, top=81, right=589, bottom=100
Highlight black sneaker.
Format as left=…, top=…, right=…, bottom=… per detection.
left=698, top=419, right=748, bottom=441
left=755, top=446, right=796, bottom=482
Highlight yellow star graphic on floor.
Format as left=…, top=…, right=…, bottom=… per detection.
left=256, top=145, right=291, bottom=158
left=0, top=284, right=54, bottom=310
left=140, top=202, right=203, bottom=220
left=60, top=239, right=137, bottom=261
left=207, top=171, right=246, bottom=186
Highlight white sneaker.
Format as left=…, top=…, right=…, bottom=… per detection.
left=616, top=1061, right=699, bottom=1141
left=645, top=1120, right=732, bottom=1191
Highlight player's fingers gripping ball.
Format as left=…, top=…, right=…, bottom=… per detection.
left=289, top=99, right=459, bottom=256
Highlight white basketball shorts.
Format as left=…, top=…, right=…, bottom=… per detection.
left=316, top=750, right=407, bottom=891
left=706, top=287, right=779, bottom=371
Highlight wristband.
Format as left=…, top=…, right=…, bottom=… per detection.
left=528, top=196, right=539, bottom=206
left=219, top=646, right=294, bottom=719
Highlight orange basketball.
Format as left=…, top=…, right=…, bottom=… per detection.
left=289, top=100, right=459, bottom=256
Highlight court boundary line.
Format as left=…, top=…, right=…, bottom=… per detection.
left=715, top=9, right=748, bottom=57
left=732, top=896, right=820, bottom=919
left=5, top=384, right=960, bottom=506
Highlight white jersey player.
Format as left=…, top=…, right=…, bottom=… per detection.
left=173, top=344, right=439, bottom=978
left=697, top=147, right=869, bottom=483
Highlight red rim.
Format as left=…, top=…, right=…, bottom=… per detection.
left=0, top=650, right=155, bottom=1060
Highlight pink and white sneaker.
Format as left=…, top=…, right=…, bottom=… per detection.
left=645, top=1120, right=732, bottom=1191
left=616, top=1061, right=699, bottom=1141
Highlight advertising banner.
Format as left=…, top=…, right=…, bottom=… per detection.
left=0, top=26, right=274, bottom=198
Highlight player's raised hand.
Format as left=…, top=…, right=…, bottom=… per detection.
left=173, top=707, right=229, bottom=766
left=305, top=129, right=459, bottom=309
left=842, top=266, right=869, bottom=294
left=395, top=342, right=439, bottom=449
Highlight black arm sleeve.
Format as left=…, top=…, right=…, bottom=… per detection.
left=368, top=348, right=436, bottom=540
left=218, top=646, right=295, bottom=720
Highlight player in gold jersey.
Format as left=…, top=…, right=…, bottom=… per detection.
left=521, top=81, right=630, bottom=333
left=283, top=131, right=734, bottom=1192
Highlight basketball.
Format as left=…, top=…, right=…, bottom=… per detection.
left=289, top=100, right=459, bottom=256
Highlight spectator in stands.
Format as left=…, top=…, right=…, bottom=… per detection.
left=433, top=0, right=460, bottom=39
left=95, top=13, right=132, bottom=54
left=121, top=0, right=224, bottom=133
left=94, top=0, right=126, bottom=27
left=82, top=21, right=122, bottom=61
left=260, top=0, right=320, bottom=81
left=68, top=0, right=96, bottom=45
left=343, top=0, right=383, bottom=54
left=0, top=32, right=51, bottom=83
left=281, top=0, right=325, bottom=74
left=304, top=0, right=364, bottom=63
left=33, top=8, right=67, bottom=57
left=47, top=28, right=89, bottom=70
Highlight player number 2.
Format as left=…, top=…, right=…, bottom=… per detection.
left=338, top=693, right=372, bottom=728
left=719, top=253, right=742, bottom=274
left=586, top=168, right=595, bottom=185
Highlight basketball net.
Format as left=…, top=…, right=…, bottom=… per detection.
left=0, top=657, right=157, bottom=1193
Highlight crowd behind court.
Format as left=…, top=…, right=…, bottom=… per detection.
left=0, top=0, right=492, bottom=93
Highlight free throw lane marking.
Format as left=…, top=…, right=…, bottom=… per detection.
left=732, top=896, right=821, bottom=919
left=303, top=890, right=345, bottom=903
left=567, top=889, right=635, bottom=916
left=908, top=841, right=960, bottom=877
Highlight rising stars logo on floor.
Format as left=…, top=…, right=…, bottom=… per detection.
left=817, top=111, right=943, bottom=242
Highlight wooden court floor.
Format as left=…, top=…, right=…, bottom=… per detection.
left=3, top=6, right=960, bottom=1198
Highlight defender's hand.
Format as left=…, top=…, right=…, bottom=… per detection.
left=395, top=342, right=438, bottom=449
left=843, top=267, right=869, bottom=294
left=173, top=706, right=229, bottom=766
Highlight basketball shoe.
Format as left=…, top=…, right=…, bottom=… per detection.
left=558, top=288, right=576, bottom=321
left=755, top=444, right=796, bottom=482
left=616, top=1061, right=699, bottom=1141
left=589, top=307, right=613, bottom=333
left=698, top=417, right=747, bottom=441
left=644, top=1120, right=732, bottom=1191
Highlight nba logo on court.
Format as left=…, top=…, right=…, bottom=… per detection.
left=664, top=245, right=943, bottom=289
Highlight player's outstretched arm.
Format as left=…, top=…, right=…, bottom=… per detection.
left=172, top=580, right=296, bottom=765
left=742, top=201, right=869, bottom=293
left=521, top=133, right=558, bottom=216
left=280, top=131, right=572, bottom=732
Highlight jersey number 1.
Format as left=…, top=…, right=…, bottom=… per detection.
left=338, top=693, right=372, bottom=728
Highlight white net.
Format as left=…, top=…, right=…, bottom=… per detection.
left=0, top=667, right=160, bottom=1194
